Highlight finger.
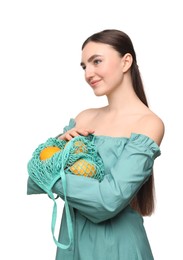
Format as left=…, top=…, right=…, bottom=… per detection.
left=85, top=129, right=95, bottom=134
left=58, top=128, right=95, bottom=141
left=77, top=129, right=95, bottom=136
left=64, top=134, right=73, bottom=141
left=66, top=131, right=82, bottom=140
left=58, top=133, right=73, bottom=141
left=69, top=131, right=80, bottom=138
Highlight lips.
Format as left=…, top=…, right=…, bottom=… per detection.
left=90, top=79, right=101, bottom=87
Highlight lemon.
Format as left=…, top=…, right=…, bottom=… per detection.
left=70, top=159, right=96, bottom=177
left=74, top=141, right=87, bottom=154
left=40, top=146, right=61, bottom=160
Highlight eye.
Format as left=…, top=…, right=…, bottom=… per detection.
left=93, top=59, right=102, bottom=65
left=81, top=65, right=86, bottom=70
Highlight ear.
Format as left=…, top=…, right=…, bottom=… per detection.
left=121, top=53, right=133, bottom=73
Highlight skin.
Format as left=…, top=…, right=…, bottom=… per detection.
left=59, top=42, right=164, bottom=146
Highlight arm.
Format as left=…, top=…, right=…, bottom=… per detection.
left=26, top=117, right=80, bottom=196
left=27, top=176, right=46, bottom=195
left=58, top=128, right=95, bottom=141
left=52, top=133, right=161, bottom=223
left=27, top=128, right=93, bottom=195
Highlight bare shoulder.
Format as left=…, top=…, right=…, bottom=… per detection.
left=137, top=112, right=165, bottom=146
left=74, top=107, right=100, bottom=127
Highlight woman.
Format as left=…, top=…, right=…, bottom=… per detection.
left=27, top=29, right=164, bottom=259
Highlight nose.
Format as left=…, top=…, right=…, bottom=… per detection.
left=85, top=65, right=95, bottom=82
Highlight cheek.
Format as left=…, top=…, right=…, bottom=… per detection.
left=108, top=59, right=122, bottom=74
left=101, top=63, right=116, bottom=77
left=106, top=63, right=122, bottom=80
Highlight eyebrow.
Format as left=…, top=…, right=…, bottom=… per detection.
left=80, top=54, right=102, bottom=67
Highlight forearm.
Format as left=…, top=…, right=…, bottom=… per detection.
left=52, top=157, right=153, bottom=224
left=27, top=177, right=46, bottom=195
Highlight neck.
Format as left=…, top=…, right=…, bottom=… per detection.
left=106, top=78, right=141, bottom=113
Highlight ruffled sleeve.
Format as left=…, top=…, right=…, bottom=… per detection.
left=52, top=133, right=161, bottom=223
left=63, top=118, right=76, bottom=133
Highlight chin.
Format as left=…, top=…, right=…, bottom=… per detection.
left=93, top=90, right=106, bottom=97
left=94, top=93, right=105, bottom=97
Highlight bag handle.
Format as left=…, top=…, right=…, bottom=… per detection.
left=50, top=140, right=74, bottom=249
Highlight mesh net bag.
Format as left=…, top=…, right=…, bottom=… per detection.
left=27, top=134, right=104, bottom=249
left=28, top=137, right=67, bottom=197
left=62, top=136, right=105, bottom=182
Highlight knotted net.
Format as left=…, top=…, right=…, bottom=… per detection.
left=27, top=134, right=104, bottom=249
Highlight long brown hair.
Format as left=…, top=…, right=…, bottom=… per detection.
left=82, top=29, right=155, bottom=216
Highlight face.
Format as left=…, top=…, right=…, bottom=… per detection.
left=81, top=42, right=125, bottom=96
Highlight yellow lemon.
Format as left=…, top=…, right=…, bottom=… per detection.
left=74, top=141, right=87, bottom=154
left=40, top=146, right=61, bottom=160
left=70, top=159, right=96, bottom=177
left=64, top=140, right=87, bottom=153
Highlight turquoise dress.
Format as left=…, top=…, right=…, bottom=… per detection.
left=27, top=118, right=161, bottom=260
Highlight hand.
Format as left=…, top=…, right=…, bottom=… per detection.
left=58, top=128, right=95, bottom=141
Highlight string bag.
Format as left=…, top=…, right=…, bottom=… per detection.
left=27, top=134, right=104, bottom=249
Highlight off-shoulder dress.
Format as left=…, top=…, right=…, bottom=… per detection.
left=27, top=118, right=161, bottom=260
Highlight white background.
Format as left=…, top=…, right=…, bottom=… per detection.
left=0, top=0, right=182, bottom=259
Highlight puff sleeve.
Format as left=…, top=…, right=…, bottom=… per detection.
left=52, top=133, right=161, bottom=223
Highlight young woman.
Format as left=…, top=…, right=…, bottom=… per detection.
left=27, top=29, right=164, bottom=260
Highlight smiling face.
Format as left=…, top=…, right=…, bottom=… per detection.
left=81, top=42, right=128, bottom=97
